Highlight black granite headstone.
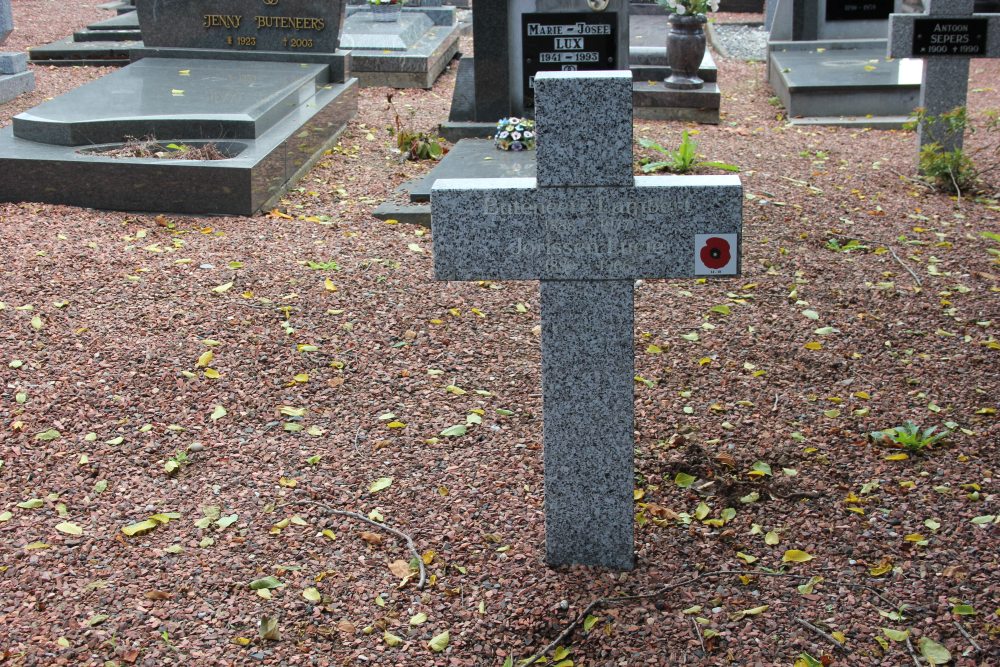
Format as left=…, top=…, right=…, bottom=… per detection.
left=521, top=12, right=619, bottom=107
left=472, top=0, right=510, bottom=121
left=137, top=0, right=347, bottom=53
left=825, top=0, right=894, bottom=21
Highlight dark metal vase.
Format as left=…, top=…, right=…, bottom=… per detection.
left=664, top=13, right=707, bottom=90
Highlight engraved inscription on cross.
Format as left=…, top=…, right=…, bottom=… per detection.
left=431, top=71, right=742, bottom=570
left=889, top=0, right=1000, bottom=153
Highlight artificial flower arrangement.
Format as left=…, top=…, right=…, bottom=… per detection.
left=494, top=118, right=536, bottom=152
left=655, top=0, right=719, bottom=15
left=367, top=0, right=404, bottom=5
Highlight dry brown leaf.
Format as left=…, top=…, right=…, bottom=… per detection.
left=144, top=590, right=173, bottom=601
left=337, top=620, right=356, bottom=635
left=360, top=531, right=383, bottom=545
left=715, top=452, right=737, bottom=467
left=645, top=503, right=679, bottom=520
left=388, top=559, right=411, bottom=578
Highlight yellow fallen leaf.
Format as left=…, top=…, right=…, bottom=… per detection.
left=885, top=453, right=909, bottom=461
left=782, top=549, right=814, bottom=563
left=55, top=522, right=83, bottom=536
left=196, top=351, right=214, bottom=368
left=212, top=282, right=234, bottom=294
left=324, top=278, right=337, bottom=292
left=122, top=520, right=159, bottom=537
left=804, top=341, right=823, bottom=350
left=204, top=368, right=221, bottom=379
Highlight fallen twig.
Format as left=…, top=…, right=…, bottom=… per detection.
left=795, top=617, right=847, bottom=652
left=691, top=616, right=706, bottom=655
left=905, top=634, right=922, bottom=667
left=855, top=237, right=923, bottom=288
left=953, top=620, right=982, bottom=654
left=521, top=569, right=916, bottom=665
left=278, top=499, right=427, bottom=589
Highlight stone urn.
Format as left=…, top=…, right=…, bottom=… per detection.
left=369, top=2, right=403, bottom=21
left=664, top=13, right=707, bottom=90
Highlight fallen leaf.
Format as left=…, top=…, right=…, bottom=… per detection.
left=917, top=637, right=951, bottom=665
left=428, top=630, right=450, bottom=652
left=782, top=549, right=814, bottom=563
left=388, top=560, right=412, bottom=578
left=144, top=590, right=173, bottom=601
left=369, top=477, right=393, bottom=493
left=55, top=522, right=83, bottom=536
left=259, top=616, right=280, bottom=641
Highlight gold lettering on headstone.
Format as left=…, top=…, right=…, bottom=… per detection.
left=203, top=14, right=243, bottom=29
left=254, top=16, right=326, bottom=31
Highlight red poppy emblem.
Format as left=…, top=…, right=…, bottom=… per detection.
left=700, top=237, right=732, bottom=270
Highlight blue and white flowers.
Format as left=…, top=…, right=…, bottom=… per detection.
left=494, top=117, right=536, bottom=152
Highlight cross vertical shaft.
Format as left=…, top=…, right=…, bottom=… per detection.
left=541, top=280, right=635, bottom=568
left=534, top=71, right=637, bottom=569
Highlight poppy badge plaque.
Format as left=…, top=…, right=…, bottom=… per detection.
left=694, top=234, right=738, bottom=276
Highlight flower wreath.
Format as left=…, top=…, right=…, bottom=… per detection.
left=494, top=117, right=536, bottom=152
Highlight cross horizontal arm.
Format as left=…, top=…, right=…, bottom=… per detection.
left=432, top=175, right=742, bottom=282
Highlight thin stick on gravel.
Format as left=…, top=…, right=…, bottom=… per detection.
left=953, top=620, right=982, bottom=654
left=691, top=616, right=706, bottom=655
left=279, top=499, right=427, bottom=589
left=855, top=237, right=923, bottom=288
left=795, top=617, right=847, bottom=652
left=905, top=634, right=922, bottom=667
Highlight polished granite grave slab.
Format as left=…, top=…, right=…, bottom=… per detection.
left=340, top=7, right=461, bottom=88
left=0, top=59, right=358, bottom=215
left=769, top=44, right=922, bottom=119
left=30, top=13, right=140, bottom=66
left=405, top=139, right=536, bottom=203
left=14, top=59, right=331, bottom=145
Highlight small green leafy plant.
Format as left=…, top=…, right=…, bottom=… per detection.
left=825, top=238, right=869, bottom=253
left=638, top=131, right=740, bottom=174
left=905, top=106, right=1000, bottom=195
left=164, top=450, right=189, bottom=475
left=386, top=93, right=446, bottom=161
left=869, top=421, right=951, bottom=452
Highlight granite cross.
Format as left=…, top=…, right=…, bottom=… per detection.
left=431, top=71, right=742, bottom=570
left=889, top=0, right=1000, bottom=153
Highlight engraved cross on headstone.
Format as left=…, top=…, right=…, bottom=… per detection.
left=889, top=0, right=1000, bottom=153
left=431, top=71, right=742, bottom=570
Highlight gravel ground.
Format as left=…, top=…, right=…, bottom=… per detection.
left=1, top=2, right=999, bottom=667
left=710, top=21, right=769, bottom=62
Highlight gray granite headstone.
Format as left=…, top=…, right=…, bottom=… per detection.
left=889, top=0, right=1000, bottom=152
left=0, top=0, right=12, bottom=46
left=432, top=71, right=742, bottom=569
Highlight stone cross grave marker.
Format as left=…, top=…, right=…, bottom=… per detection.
left=431, top=71, right=742, bottom=570
left=889, top=0, right=1000, bottom=153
